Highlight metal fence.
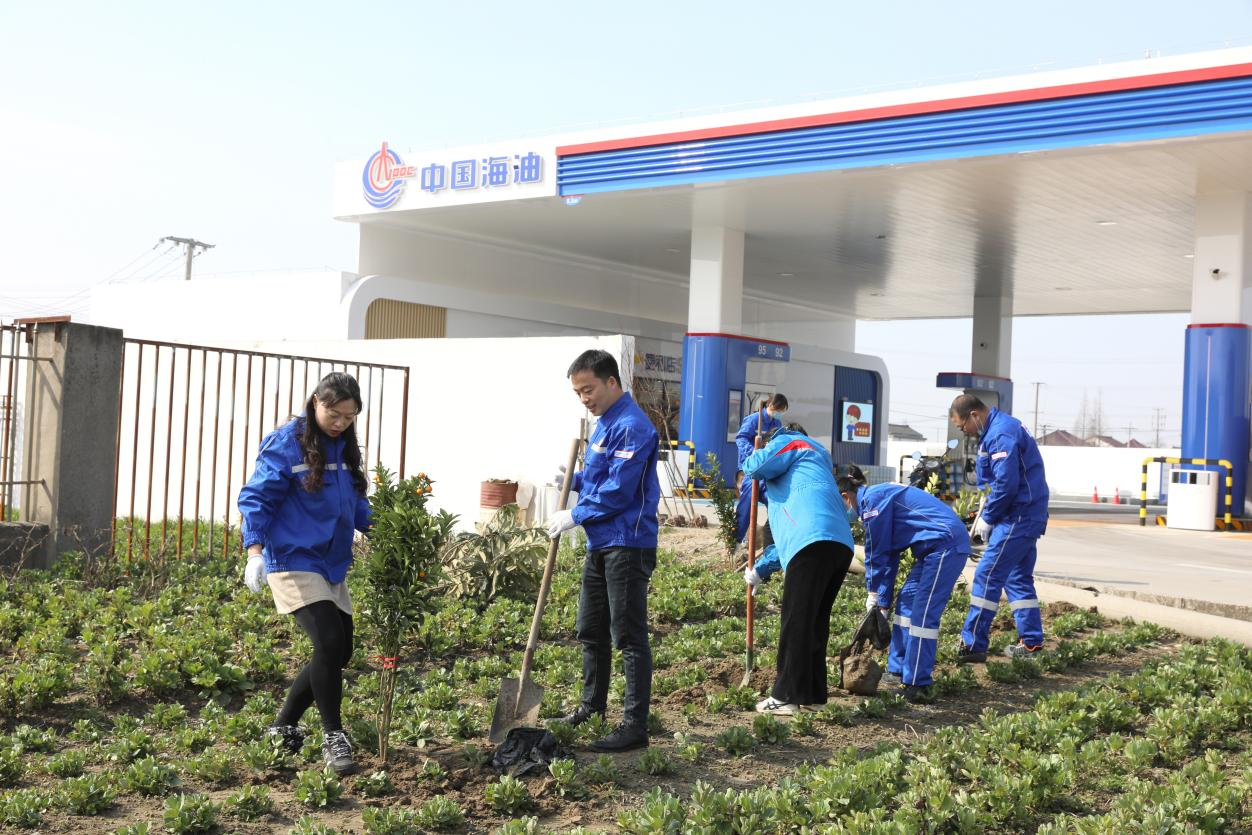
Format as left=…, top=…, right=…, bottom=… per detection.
left=113, top=339, right=410, bottom=561
left=0, top=322, right=39, bottom=520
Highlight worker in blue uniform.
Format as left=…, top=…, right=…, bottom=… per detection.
left=734, top=394, right=788, bottom=542
left=547, top=349, right=660, bottom=752
left=741, top=424, right=854, bottom=715
left=949, top=394, right=1050, bottom=661
left=836, top=465, right=970, bottom=703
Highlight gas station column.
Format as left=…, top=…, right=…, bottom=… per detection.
left=687, top=225, right=744, bottom=331
left=971, top=295, right=1012, bottom=380
left=1182, top=190, right=1252, bottom=514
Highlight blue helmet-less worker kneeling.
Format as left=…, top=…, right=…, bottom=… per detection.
left=837, top=465, right=971, bottom=703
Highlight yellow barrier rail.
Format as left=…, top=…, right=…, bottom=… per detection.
left=1140, top=456, right=1234, bottom=528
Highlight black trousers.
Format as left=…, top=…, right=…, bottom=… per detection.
left=772, top=540, right=853, bottom=705
left=575, top=547, right=656, bottom=727
left=276, top=601, right=354, bottom=732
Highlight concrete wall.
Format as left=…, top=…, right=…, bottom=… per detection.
left=22, top=322, right=123, bottom=566
left=885, top=438, right=1181, bottom=501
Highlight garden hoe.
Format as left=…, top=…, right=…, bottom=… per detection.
left=490, top=436, right=583, bottom=743
left=741, top=406, right=766, bottom=688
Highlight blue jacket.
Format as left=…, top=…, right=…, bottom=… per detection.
left=735, top=410, right=781, bottom=469
left=570, top=393, right=660, bottom=550
left=977, top=407, right=1049, bottom=538
left=237, top=418, right=371, bottom=584
left=858, top=483, right=970, bottom=607
left=747, top=429, right=854, bottom=579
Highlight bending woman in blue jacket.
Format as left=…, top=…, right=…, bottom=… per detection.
left=837, top=465, right=970, bottom=704
left=237, top=372, right=372, bottom=776
left=742, top=425, right=854, bottom=715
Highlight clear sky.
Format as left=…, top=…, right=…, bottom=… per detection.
left=3, top=1, right=1249, bottom=443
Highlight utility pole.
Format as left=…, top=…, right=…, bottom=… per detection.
left=1125, top=422, right=1134, bottom=446
left=159, top=236, right=215, bottom=281
left=1152, top=408, right=1165, bottom=447
left=1031, top=382, right=1043, bottom=437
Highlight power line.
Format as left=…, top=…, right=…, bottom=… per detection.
left=158, top=236, right=215, bottom=281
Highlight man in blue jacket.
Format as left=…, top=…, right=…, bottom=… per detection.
left=734, top=394, right=788, bottom=543
left=949, top=395, right=1050, bottom=661
left=741, top=425, right=855, bottom=714
left=836, top=465, right=970, bottom=703
left=547, top=349, right=660, bottom=751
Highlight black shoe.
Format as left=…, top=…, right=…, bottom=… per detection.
left=955, top=643, right=987, bottom=664
left=884, top=671, right=903, bottom=685
left=265, top=724, right=304, bottom=755
left=559, top=705, right=603, bottom=728
left=903, top=685, right=936, bottom=705
left=321, top=730, right=357, bottom=776
left=588, top=723, right=648, bottom=753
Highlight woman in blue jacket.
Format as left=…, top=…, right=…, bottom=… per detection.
left=742, top=425, right=855, bottom=715
left=837, top=465, right=970, bottom=704
left=237, top=372, right=371, bottom=776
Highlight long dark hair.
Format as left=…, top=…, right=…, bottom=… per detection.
left=299, top=372, right=368, bottom=495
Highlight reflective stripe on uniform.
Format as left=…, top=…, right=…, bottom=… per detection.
left=970, top=595, right=999, bottom=612
left=1010, top=598, right=1040, bottom=611
left=893, top=614, right=912, bottom=628
left=291, top=462, right=340, bottom=474
left=909, top=625, right=940, bottom=640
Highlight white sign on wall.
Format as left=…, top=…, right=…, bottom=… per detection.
left=335, top=140, right=558, bottom=216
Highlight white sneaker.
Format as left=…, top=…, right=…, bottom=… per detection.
left=755, top=697, right=799, bottom=716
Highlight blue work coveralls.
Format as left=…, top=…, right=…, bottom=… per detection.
left=734, top=409, right=781, bottom=542
left=859, top=483, right=970, bottom=686
left=961, top=407, right=1050, bottom=653
left=238, top=418, right=371, bottom=585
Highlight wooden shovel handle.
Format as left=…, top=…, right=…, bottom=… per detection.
left=515, top=437, right=582, bottom=705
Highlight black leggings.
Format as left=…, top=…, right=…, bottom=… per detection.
left=276, top=601, right=354, bottom=733
left=773, top=540, right=853, bottom=705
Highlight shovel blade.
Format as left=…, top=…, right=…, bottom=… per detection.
left=488, top=675, right=544, bottom=744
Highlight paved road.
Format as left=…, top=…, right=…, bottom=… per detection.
left=1035, top=516, right=1252, bottom=618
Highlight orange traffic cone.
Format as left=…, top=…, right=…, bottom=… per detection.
left=1112, top=487, right=1121, bottom=505
left=1092, top=486, right=1100, bottom=503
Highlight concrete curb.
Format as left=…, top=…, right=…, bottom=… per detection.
left=958, top=564, right=1252, bottom=648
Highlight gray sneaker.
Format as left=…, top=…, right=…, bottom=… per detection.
left=321, top=730, right=357, bottom=775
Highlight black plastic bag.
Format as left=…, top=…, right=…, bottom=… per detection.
left=490, top=727, right=569, bottom=778
left=852, top=607, right=891, bottom=651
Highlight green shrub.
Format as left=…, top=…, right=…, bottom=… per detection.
left=0, top=747, right=24, bottom=787
left=355, top=769, right=395, bottom=797
left=716, top=726, right=757, bottom=756
left=59, top=773, right=116, bottom=815
left=45, top=749, right=88, bottom=778
left=288, top=815, right=339, bottom=835
left=224, top=785, right=273, bottom=821
left=123, top=756, right=180, bottom=796
left=162, top=793, right=218, bottom=834
left=294, top=768, right=344, bottom=808
left=0, top=788, right=47, bottom=828
left=637, top=748, right=675, bottom=775
left=441, top=503, right=548, bottom=605
left=752, top=713, right=790, bottom=745
left=362, top=806, right=419, bottom=834
left=485, top=775, right=532, bottom=815
left=414, top=795, right=465, bottom=830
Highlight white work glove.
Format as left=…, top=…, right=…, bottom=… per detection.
left=553, top=465, right=566, bottom=489
left=865, top=592, right=880, bottom=612
left=743, top=567, right=762, bottom=589
left=244, top=555, right=267, bottom=594
left=546, top=509, right=576, bottom=539
left=972, top=515, right=991, bottom=543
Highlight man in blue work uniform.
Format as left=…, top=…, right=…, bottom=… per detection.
left=741, top=424, right=855, bottom=714
left=836, top=465, right=970, bottom=703
left=734, top=394, right=788, bottom=542
left=950, top=394, right=1049, bottom=661
left=547, top=349, right=660, bottom=751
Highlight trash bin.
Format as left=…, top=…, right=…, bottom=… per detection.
left=1166, top=468, right=1218, bottom=531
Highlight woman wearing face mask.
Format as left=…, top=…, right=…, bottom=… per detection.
left=836, top=465, right=970, bottom=704
left=237, top=372, right=372, bottom=775
left=733, top=394, right=789, bottom=544
left=741, top=423, right=854, bottom=715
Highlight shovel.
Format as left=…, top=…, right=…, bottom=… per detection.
left=742, top=405, right=766, bottom=687
left=489, top=437, right=583, bottom=743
